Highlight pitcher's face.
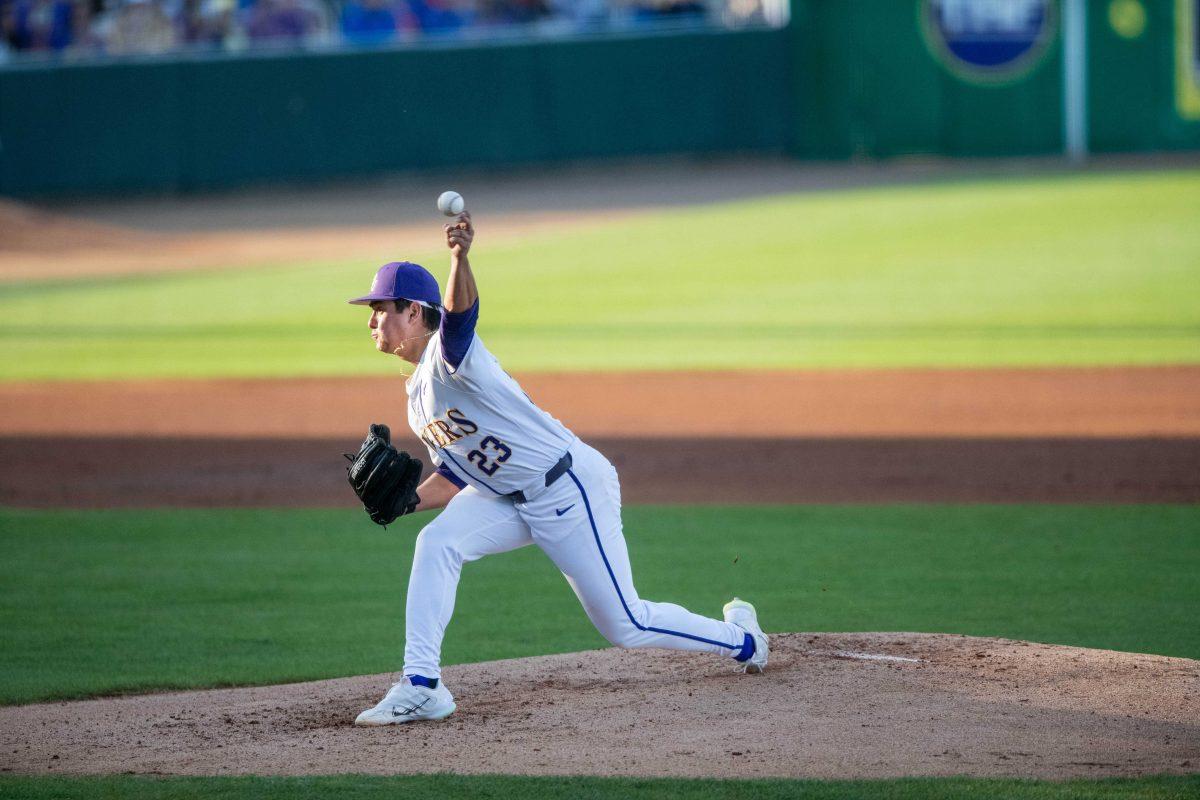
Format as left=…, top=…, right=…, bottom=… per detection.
left=368, top=300, right=422, bottom=360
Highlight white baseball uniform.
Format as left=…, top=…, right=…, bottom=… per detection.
left=400, top=301, right=754, bottom=680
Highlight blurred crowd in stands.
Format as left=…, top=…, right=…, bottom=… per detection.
left=1, top=0, right=782, bottom=60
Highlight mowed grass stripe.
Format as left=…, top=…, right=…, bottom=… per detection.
left=1, top=169, right=1197, bottom=380
left=1, top=775, right=1198, bottom=800
left=1, top=505, right=1196, bottom=705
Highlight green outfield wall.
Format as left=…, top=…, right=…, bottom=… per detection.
left=1, top=1, right=1196, bottom=196
left=0, top=29, right=793, bottom=195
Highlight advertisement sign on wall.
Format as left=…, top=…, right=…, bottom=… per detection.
left=920, top=0, right=1059, bottom=84
left=1179, top=0, right=1200, bottom=118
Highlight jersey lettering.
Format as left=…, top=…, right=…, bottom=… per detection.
left=446, top=408, right=479, bottom=435
left=434, top=420, right=460, bottom=442
left=419, top=408, right=481, bottom=449
left=419, top=421, right=459, bottom=449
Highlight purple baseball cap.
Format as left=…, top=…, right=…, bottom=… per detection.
left=348, top=261, right=442, bottom=307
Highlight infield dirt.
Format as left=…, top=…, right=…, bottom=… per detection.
left=2, top=366, right=1198, bottom=506
left=2, top=633, right=1196, bottom=780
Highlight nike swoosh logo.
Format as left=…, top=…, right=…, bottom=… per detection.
left=392, top=697, right=431, bottom=717
left=555, top=504, right=575, bottom=516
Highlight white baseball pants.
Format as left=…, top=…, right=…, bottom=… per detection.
left=402, top=440, right=751, bottom=679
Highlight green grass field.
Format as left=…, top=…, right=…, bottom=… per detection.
left=2, top=504, right=1196, bottom=706
left=2, top=169, right=1198, bottom=380
left=2, top=775, right=1197, bottom=800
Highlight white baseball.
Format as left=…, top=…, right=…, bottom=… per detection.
left=437, top=190, right=465, bottom=216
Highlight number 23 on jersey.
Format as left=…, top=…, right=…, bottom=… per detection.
left=419, top=408, right=513, bottom=477
left=468, top=436, right=511, bottom=476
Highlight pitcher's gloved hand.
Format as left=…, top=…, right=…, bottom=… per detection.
left=345, top=423, right=423, bottom=526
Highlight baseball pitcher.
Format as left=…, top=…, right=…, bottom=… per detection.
left=345, top=211, right=768, bottom=725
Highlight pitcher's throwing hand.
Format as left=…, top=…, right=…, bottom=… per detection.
left=444, top=212, right=473, bottom=258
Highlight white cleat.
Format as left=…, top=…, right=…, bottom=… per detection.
left=354, top=677, right=457, bottom=726
left=723, top=597, right=769, bottom=674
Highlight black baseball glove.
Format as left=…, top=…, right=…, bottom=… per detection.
left=345, top=423, right=423, bottom=526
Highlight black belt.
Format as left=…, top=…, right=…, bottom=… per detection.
left=507, top=452, right=573, bottom=504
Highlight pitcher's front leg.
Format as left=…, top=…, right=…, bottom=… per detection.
left=403, top=488, right=533, bottom=680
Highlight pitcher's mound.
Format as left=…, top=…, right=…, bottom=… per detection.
left=2, top=633, right=1196, bottom=780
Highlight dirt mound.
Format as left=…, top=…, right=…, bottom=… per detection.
left=1, top=634, right=1196, bottom=780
